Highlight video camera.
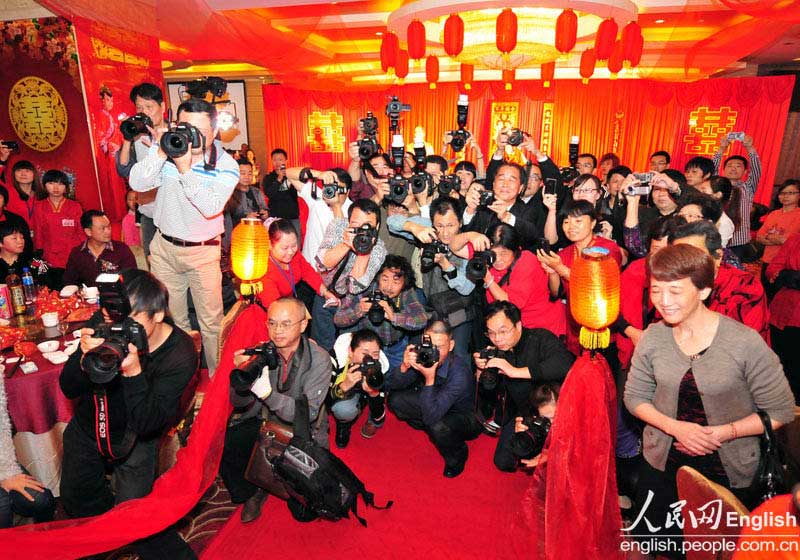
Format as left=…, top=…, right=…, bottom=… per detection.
left=420, top=239, right=450, bottom=271
left=120, top=113, right=153, bottom=141
left=364, top=290, right=393, bottom=325
left=350, top=224, right=379, bottom=255
left=409, top=141, right=432, bottom=195
left=358, top=111, right=381, bottom=161
left=385, top=96, right=411, bottom=132
left=624, top=172, right=654, bottom=196
left=358, top=357, right=384, bottom=390
left=411, top=335, right=440, bottom=368
left=160, top=122, right=204, bottom=158
left=476, top=347, right=508, bottom=390
left=81, top=273, right=149, bottom=385
left=230, top=341, right=280, bottom=392
left=447, top=95, right=471, bottom=152
left=386, top=134, right=410, bottom=205
left=509, top=415, right=552, bottom=460
left=466, top=250, right=496, bottom=282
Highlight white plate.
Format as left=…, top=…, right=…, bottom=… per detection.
left=37, top=341, right=60, bottom=353
left=60, top=285, right=79, bottom=298
left=43, top=351, right=68, bottom=365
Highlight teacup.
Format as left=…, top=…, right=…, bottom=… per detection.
left=41, top=311, right=59, bottom=328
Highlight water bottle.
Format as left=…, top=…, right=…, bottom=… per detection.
left=21, top=267, right=37, bottom=306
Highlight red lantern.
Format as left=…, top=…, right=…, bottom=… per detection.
left=502, top=68, right=515, bottom=91
left=395, top=49, right=409, bottom=79
left=607, top=40, right=624, bottom=77
left=460, top=63, right=474, bottom=90
left=555, top=9, right=578, bottom=53
left=541, top=61, right=555, bottom=87
left=580, top=48, right=596, bottom=84
left=496, top=8, right=518, bottom=55
left=622, top=22, right=643, bottom=68
left=407, top=20, right=426, bottom=60
left=426, top=55, right=439, bottom=89
left=443, top=14, right=464, bottom=57
left=380, top=32, right=399, bottom=72
left=594, top=18, right=618, bottom=60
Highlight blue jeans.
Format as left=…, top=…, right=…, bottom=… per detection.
left=451, top=320, right=473, bottom=364
left=0, top=471, right=55, bottom=528
left=385, top=336, right=408, bottom=370
left=310, top=294, right=337, bottom=352
left=331, top=395, right=362, bottom=422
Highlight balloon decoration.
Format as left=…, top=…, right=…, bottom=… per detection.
left=622, top=22, right=644, bottom=68
left=569, top=246, right=620, bottom=350
left=503, top=68, right=515, bottom=91
left=580, top=48, right=596, bottom=84
left=380, top=31, right=399, bottom=72
left=595, top=18, right=618, bottom=60
left=496, top=8, right=518, bottom=66
left=426, top=55, right=439, bottom=89
left=541, top=61, right=555, bottom=87
left=407, top=19, right=426, bottom=61
left=460, top=63, right=474, bottom=90
left=395, top=49, right=409, bottom=80
left=443, top=14, right=464, bottom=57
left=555, top=9, right=578, bottom=53
left=231, top=217, right=270, bottom=296
left=608, top=40, right=624, bottom=77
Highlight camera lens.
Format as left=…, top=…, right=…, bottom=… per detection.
left=367, top=304, right=385, bottom=325
left=479, top=367, right=500, bottom=390
left=81, top=341, right=127, bottom=384
left=466, top=258, right=487, bottom=282
left=450, top=135, right=465, bottom=152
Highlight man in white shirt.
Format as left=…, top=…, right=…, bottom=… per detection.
left=128, top=97, right=238, bottom=374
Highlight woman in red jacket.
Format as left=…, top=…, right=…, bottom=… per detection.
left=32, top=170, right=84, bottom=287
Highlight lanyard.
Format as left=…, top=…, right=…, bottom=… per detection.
left=270, top=256, right=296, bottom=296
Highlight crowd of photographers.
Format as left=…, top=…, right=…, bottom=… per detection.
left=1, top=79, right=798, bottom=556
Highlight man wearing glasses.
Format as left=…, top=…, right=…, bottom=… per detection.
left=473, top=301, right=574, bottom=472
left=219, top=297, right=332, bottom=523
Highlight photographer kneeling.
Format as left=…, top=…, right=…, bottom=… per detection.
left=386, top=320, right=481, bottom=478
left=59, top=271, right=197, bottom=517
left=473, top=301, right=574, bottom=472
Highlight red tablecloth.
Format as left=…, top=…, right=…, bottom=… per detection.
left=5, top=351, right=75, bottom=434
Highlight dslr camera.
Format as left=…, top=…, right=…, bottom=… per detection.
left=120, top=113, right=153, bottom=141
left=412, top=335, right=440, bottom=368
left=364, top=290, right=393, bottom=325
left=350, top=224, right=378, bottom=255
left=386, top=136, right=410, bottom=205
left=466, top=250, right=496, bottom=282
left=358, top=357, right=384, bottom=390
left=509, top=415, right=552, bottom=460
left=358, top=111, right=380, bottom=161
left=0, top=140, right=21, bottom=153
left=506, top=128, right=526, bottom=147
left=81, top=273, right=149, bottom=385
left=447, top=95, right=471, bottom=152
left=477, top=347, right=508, bottom=390
left=438, top=174, right=460, bottom=196
left=230, top=341, right=280, bottom=392
left=409, top=142, right=432, bottom=195
left=559, top=135, right=581, bottom=183
left=160, top=122, right=203, bottom=158
left=420, top=239, right=450, bottom=271
left=478, top=190, right=495, bottom=208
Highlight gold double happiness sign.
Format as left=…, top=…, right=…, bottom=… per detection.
left=8, top=76, right=69, bottom=152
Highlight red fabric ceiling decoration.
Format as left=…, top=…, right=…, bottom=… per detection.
left=443, top=14, right=464, bottom=57
left=380, top=32, right=400, bottom=72
left=460, top=63, right=474, bottom=90
left=426, top=55, right=439, bottom=89
left=555, top=9, right=578, bottom=54
left=621, top=22, right=643, bottom=68
left=595, top=18, right=618, bottom=61
left=496, top=8, right=518, bottom=55
left=541, top=61, right=555, bottom=87
left=407, top=19, right=426, bottom=60
left=580, top=49, right=597, bottom=84
left=608, top=40, right=625, bottom=77
left=395, top=49, right=409, bottom=80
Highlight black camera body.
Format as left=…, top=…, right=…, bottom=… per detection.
left=365, top=290, right=392, bottom=325
left=448, top=129, right=471, bottom=153
left=420, top=240, right=450, bottom=271
left=466, top=250, right=496, bottom=282
left=359, top=357, right=384, bottom=390
left=478, top=190, right=495, bottom=208
left=230, top=341, right=280, bottom=392
left=560, top=166, right=580, bottom=184
left=438, top=174, right=460, bottom=196
left=410, top=171, right=432, bottom=195
left=160, top=122, right=203, bottom=158
left=477, top=347, right=508, bottom=390
left=510, top=416, right=552, bottom=460
left=387, top=174, right=410, bottom=204
left=0, top=140, right=21, bottom=153
left=413, top=335, right=440, bottom=368
left=351, top=224, right=378, bottom=255
left=385, top=96, right=411, bottom=127
left=506, top=128, right=526, bottom=147
left=322, top=183, right=348, bottom=200
left=81, top=274, right=149, bottom=384
left=360, top=112, right=378, bottom=136
left=448, top=95, right=470, bottom=152
left=358, top=137, right=380, bottom=161
left=120, top=113, right=153, bottom=141
left=185, top=76, right=227, bottom=99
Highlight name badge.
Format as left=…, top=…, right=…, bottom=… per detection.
left=62, top=219, right=75, bottom=227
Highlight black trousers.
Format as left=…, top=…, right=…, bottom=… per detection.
left=219, top=416, right=261, bottom=503
left=772, top=325, right=800, bottom=404
left=388, top=387, right=480, bottom=469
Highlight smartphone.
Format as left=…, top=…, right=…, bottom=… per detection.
left=727, top=131, right=745, bottom=141
left=535, top=238, right=551, bottom=253
left=544, top=178, right=557, bottom=195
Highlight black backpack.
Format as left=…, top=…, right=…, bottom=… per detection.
left=272, top=396, right=393, bottom=525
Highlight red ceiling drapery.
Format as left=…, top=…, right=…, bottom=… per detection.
left=261, top=75, right=794, bottom=205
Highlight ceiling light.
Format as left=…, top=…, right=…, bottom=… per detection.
left=375, top=31, right=383, bottom=36
left=655, top=19, right=665, bottom=24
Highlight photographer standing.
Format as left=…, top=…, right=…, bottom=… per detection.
left=385, top=320, right=481, bottom=478
left=129, top=97, right=239, bottom=375
left=473, top=301, right=574, bottom=472
left=58, top=270, right=197, bottom=550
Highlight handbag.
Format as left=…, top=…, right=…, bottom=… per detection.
left=753, top=410, right=789, bottom=503
left=244, top=417, right=294, bottom=500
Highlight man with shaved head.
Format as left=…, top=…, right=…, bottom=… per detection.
left=219, top=297, right=332, bottom=523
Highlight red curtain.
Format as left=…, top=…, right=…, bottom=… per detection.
left=262, top=75, right=794, bottom=205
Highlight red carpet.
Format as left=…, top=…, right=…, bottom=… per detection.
left=202, top=413, right=533, bottom=559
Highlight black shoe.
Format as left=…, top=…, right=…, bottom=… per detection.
left=241, top=488, right=268, bottom=523
left=443, top=462, right=466, bottom=478
left=335, top=420, right=353, bottom=449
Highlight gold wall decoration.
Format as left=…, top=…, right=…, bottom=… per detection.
left=307, top=111, right=345, bottom=153
left=8, top=76, right=68, bottom=152
left=683, top=106, right=738, bottom=156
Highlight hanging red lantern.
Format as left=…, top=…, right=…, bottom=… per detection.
left=580, top=48, right=596, bottom=84
left=380, top=32, right=400, bottom=72
left=395, top=49, right=409, bottom=80
left=496, top=8, right=518, bottom=55
left=607, top=40, right=624, bottom=77
left=460, top=63, right=474, bottom=90
left=555, top=9, right=578, bottom=53
left=569, top=246, right=620, bottom=350
left=503, top=68, right=515, bottom=91
left=594, top=18, right=618, bottom=60
left=541, top=61, right=555, bottom=87
left=407, top=20, right=426, bottom=61
left=622, top=22, right=643, bottom=68
left=443, top=14, right=464, bottom=57
left=426, top=55, right=439, bottom=89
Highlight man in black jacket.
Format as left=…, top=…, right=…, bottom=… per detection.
left=59, top=270, right=197, bottom=518
left=473, top=301, right=575, bottom=472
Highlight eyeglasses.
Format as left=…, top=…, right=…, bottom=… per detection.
left=573, top=188, right=598, bottom=194
left=267, top=318, right=305, bottom=332
left=486, top=326, right=514, bottom=338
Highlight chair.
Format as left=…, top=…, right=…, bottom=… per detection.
left=676, top=466, right=750, bottom=560
left=218, top=299, right=245, bottom=365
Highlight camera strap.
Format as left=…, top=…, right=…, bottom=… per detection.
left=203, top=139, right=217, bottom=171
left=92, top=386, right=136, bottom=461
